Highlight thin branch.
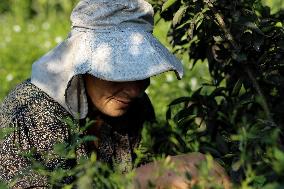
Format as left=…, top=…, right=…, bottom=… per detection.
left=204, top=0, right=273, bottom=121
left=245, top=67, right=272, bottom=121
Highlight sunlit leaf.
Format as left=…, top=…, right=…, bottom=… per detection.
left=162, top=0, right=177, bottom=12
left=232, top=160, right=242, bottom=171
left=231, top=79, right=243, bottom=96
left=173, top=6, right=188, bottom=26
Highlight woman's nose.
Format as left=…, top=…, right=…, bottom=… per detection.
left=124, top=82, right=144, bottom=98
left=124, top=79, right=149, bottom=98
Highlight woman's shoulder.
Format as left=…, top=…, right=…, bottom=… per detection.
left=2, top=79, right=57, bottom=105
left=0, top=79, right=71, bottom=128
left=0, top=80, right=74, bottom=151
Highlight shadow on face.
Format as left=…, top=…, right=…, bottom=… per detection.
left=84, top=74, right=150, bottom=117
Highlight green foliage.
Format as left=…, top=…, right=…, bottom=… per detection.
left=1, top=0, right=284, bottom=188
left=0, top=0, right=79, bottom=100
left=0, top=118, right=134, bottom=189
left=145, top=0, right=284, bottom=188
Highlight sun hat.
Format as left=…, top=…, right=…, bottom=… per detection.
left=31, top=0, right=184, bottom=119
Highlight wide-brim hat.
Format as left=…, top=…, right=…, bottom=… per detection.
left=31, top=0, right=184, bottom=119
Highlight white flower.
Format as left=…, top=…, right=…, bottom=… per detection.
left=13, top=25, right=21, bottom=33
left=166, top=73, right=174, bottom=82
left=6, top=74, right=13, bottom=82
left=44, top=41, right=51, bottom=48
left=42, top=22, right=50, bottom=30
left=5, top=36, right=11, bottom=43
left=28, top=24, right=36, bottom=33
left=55, top=36, right=63, bottom=44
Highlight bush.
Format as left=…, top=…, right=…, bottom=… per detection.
left=144, top=0, right=284, bottom=188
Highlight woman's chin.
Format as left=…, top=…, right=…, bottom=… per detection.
left=101, top=107, right=129, bottom=117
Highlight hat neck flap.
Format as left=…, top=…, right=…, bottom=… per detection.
left=31, top=30, right=90, bottom=119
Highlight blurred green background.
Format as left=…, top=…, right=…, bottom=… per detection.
left=0, top=0, right=283, bottom=119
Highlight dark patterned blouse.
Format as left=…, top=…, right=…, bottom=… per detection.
left=0, top=80, right=155, bottom=188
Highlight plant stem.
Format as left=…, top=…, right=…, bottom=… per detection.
left=204, top=0, right=273, bottom=121
left=245, top=67, right=272, bottom=120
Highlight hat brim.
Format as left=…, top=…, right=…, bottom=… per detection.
left=72, top=28, right=183, bottom=81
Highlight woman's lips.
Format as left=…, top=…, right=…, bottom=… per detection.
left=113, top=98, right=131, bottom=106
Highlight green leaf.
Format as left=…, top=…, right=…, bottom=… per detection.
left=54, top=143, right=69, bottom=156
left=166, top=107, right=172, bottom=120
left=200, top=146, right=221, bottom=157
left=162, top=0, right=177, bottom=12
left=232, top=160, right=242, bottom=171
left=262, top=183, right=284, bottom=189
left=174, top=107, right=195, bottom=123
left=213, top=35, right=224, bottom=43
left=275, top=22, right=283, bottom=28
left=194, top=14, right=204, bottom=30
left=62, top=185, right=73, bottom=189
left=209, top=87, right=226, bottom=97
left=0, top=127, right=14, bottom=139
left=274, top=148, right=284, bottom=161
left=244, top=22, right=265, bottom=36
left=176, top=19, right=191, bottom=29
left=173, top=6, right=188, bottom=26
left=0, top=181, right=8, bottom=189
left=177, top=115, right=196, bottom=126
left=231, top=79, right=243, bottom=96
left=168, top=96, right=191, bottom=106
left=253, top=176, right=266, bottom=188
left=81, top=135, right=97, bottom=142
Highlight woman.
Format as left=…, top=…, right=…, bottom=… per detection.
left=0, top=0, right=183, bottom=188
left=0, top=0, right=230, bottom=188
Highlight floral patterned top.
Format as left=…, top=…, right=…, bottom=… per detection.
left=0, top=80, right=155, bottom=188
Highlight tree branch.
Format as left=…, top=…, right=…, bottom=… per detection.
left=204, top=0, right=273, bottom=121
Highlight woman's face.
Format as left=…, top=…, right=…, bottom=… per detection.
left=85, top=75, right=150, bottom=117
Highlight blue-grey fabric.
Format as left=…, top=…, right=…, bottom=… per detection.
left=31, top=0, right=183, bottom=119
